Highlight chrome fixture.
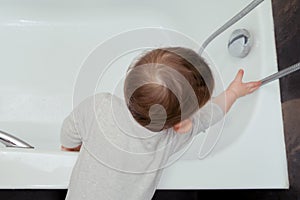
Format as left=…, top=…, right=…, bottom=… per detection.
left=199, top=0, right=264, bottom=55
left=228, top=29, right=253, bottom=58
left=0, top=129, right=34, bottom=149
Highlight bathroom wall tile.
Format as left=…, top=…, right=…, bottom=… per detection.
left=273, top=0, right=300, bottom=102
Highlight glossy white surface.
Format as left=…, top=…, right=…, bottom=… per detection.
left=0, top=0, right=288, bottom=189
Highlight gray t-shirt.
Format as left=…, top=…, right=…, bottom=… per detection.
left=61, top=93, right=223, bottom=200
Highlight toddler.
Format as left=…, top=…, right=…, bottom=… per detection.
left=61, top=47, right=261, bottom=200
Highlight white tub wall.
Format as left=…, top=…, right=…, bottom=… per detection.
left=0, top=0, right=257, bottom=144
left=0, top=148, right=78, bottom=189
left=0, top=0, right=265, bottom=123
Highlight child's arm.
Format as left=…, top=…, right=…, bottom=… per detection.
left=213, top=69, right=261, bottom=113
left=60, top=110, right=83, bottom=152
left=169, top=69, right=261, bottom=154
left=61, top=144, right=81, bottom=152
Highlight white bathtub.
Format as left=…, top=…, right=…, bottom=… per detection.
left=0, top=0, right=288, bottom=189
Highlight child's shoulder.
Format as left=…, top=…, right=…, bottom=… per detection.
left=83, top=92, right=125, bottom=110
left=74, top=92, right=114, bottom=112
left=93, top=92, right=123, bottom=104
left=93, top=92, right=113, bottom=102
left=82, top=92, right=114, bottom=105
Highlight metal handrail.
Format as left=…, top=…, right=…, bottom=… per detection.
left=0, top=129, right=34, bottom=149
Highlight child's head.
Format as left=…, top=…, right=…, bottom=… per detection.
left=124, top=47, right=214, bottom=132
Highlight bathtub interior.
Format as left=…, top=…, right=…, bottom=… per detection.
left=1, top=0, right=263, bottom=151
left=0, top=0, right=288, bottom=189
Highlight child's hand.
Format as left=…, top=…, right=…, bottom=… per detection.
left=61, top=145, right=81, bottom=152
left=227, top=69, right=261, bottom=99
left=213, top=69, right=261, bottom=113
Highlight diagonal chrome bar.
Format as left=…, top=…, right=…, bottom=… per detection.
left=261, top=62, right=300, bottom=86
left=0, top=129, right=34, bottom=149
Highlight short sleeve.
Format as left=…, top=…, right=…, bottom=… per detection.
left=169, top=101, right=224, bottom=154
left=190, top=101, right=224, bottom=135
left=60, top=110, right=82, bottom=148
left=60, top=93, right=112, bottom=148
left=60, top=96, right=92, bottom=148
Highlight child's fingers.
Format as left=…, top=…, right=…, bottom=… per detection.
left=61, top=145, right=81, bottom=152
left=246, top=81, right=261, bottom=88
left=234, top=69, right=244, bottom=82
left=249, top=85, right=260, bottom=93
left=244, top=81, right=261, bottom=94
left=248, top=82, right=261, bottom=93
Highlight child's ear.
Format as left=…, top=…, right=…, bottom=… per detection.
left=173, top=119, right=192, bottom=134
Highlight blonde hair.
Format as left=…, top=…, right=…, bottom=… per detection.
left=124, top=47, right=214, bottom=132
